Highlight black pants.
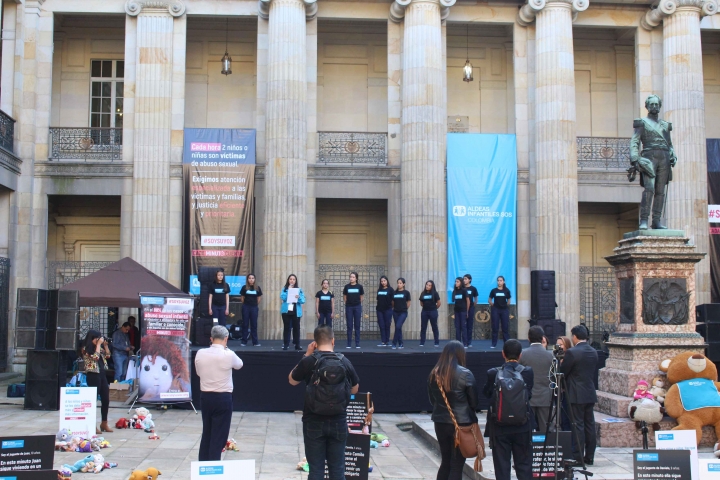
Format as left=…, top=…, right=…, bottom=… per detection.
left=420, top=310, right=439, bottom=345
left=491, top=307, right=510, bottom=346
left=434, top=422, right=466, bottom=480
left=570, top=403, right=596, bottom=462
left=85, top=371, right=109, bottom=422
left=492, top=432, right=532, bottom=480
left=282, top=312, right=300, bottom=348
left=199, top=392, right=233, bottom=461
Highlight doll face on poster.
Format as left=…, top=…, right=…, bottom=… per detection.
left=139, top=355, right=173, bottom=395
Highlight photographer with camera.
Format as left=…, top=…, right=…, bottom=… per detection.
left=521, top=326, right=553, bottom=432
left=560, top=325, right=598, bottom=465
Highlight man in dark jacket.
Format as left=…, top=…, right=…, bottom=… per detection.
left=521, top=326, right=553, bottom=432
left=483, top=339, right=534, bottom=480
left=560, top=325, right=598, bottom=465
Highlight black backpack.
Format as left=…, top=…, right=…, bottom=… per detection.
left=492, top=365, right=529, bottom=426
left=305, top=352, right=351, bottom=416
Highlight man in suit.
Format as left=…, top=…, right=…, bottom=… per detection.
left=560, top=325, right=598, bottom=465
left=521, top=326, right=553, bottom=433
left=483, top=339, right=534, bottom=480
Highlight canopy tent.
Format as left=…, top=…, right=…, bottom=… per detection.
left=60, top=257, right=185, bottom=307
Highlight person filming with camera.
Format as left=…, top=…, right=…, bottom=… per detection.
left=559, top=325, right=598, bottom=465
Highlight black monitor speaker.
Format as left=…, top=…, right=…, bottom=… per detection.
left=707, top=323, right=720, bottom=342
left=53, top=330, right=78, bottom=351
left=698, top=304, right=720, bottom=323
left=16, top=309, right=48, bottom=330
left=24, top=350, right=61, bottom=411
left=16, top=329, right=47, bottom=350
left=531, top=270, right=556, bottom=320
left=17, top=289, right=49, bottom=309
left=50, top=290, right=79, bottom=310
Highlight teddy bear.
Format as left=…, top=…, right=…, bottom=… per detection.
left=129, top=467, right=161, bottom=480
left=80, top=462, right=95, bottom=474
left=63, top=454, right=94, bottom=473
left=650, top=376, right=668, bottom=405
left=140, top=413, right=155, bottom=432
left=223, top=439, right=239, bottom=452
left=628, top=397, right=665, bottom=431
left=659, top=352, right=720, bottom=456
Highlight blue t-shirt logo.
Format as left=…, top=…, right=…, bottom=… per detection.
left=394, top=294, right=404, bottom=298
left=246, top=290, right=256, bottom=295
left=214, top=288, right=224, bottom=294
left=455, top=294, right=462, bottom=299
left=348, top=289, right=359, bottom=293
left=378, top=291, right=387, bottom=295
left=423, top=295, right=432, bottom=300
left=321, top=296, right=331, bottom=301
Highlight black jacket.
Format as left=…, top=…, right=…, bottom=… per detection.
left=559, top=341, right=598, bottom=404
left=483, top=362, right=534, bottom=436
left=428, top=365, right=479, bottom=425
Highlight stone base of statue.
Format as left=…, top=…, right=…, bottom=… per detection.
left=595, top=230, right=706, bottom=419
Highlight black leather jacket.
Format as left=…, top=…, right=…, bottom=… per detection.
left=428, top=366, right=479, bottom=424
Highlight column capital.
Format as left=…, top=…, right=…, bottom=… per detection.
left=641, top=0, right=717, bottom=29
left=258, top=0, right=318, bottom=21
left=389, top=0, right=456, bottom=23
left=125, top=0, right=186, bottom=17
left=516, top=0, right=588, bottom=26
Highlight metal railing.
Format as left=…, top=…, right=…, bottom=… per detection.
left=576, top=136, right=631, bottom=170
left=0, top=110, right=15, bottom=154
left=318, top=132, right=387, bottom=165
left=49, top=127, right=123, bottom=161
left=579, top=266, right=618, bottom=347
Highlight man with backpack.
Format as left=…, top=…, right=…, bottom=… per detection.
left=289, top=325, right=360, bottom=480
left=483, top=339, right=534, bottom=480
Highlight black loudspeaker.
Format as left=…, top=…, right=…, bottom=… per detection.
left=49, top=290, right=79, bottom=310
left=536, top=319, right=566, bottom=345
left=198, top=283, right=212, bottom=319
left=697, top=304, right=720, bottom=323
left=707, top=324, right=720, bottom=342
left=17, top=288, right=49, bottom=309
left=16, top=329, right=46, bottom=350
left=194, top=318, right=212, bottom=347
left=531, top=270, right=556, bottom=320
left=707, top=343, right=720, bottom=362
left=24, top=350, right=61, bottom=411
left=696, top=322, right=707, bottom=340
left=53, top=330, right=78, bottom=351
left=16, top=309, right=48, bottom=329
left=199, top=266, right=223, bottom=284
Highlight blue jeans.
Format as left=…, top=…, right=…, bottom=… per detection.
left=345, top=305, right=362, bottom=346
left=491, top=307, right=510, bottom=346
left=420, top=310, right=439, bottom=345
left=303, top=419, right=348, bottom=480
left=112, top=351, right=128, bottom=381
left=199, top=392, right=233, bottom=461
left=454, top=311, right=467, bottom=346
left=466, top=305, right=475, bottom=345
left=377, top=308, right=393, bottom=344
left=211, top=305, right=227, bottom=326
left=392, top=311, right=407, bottom=346
left=242, top=305, right=259, bottom=345
left=318, top=312, right=333, bottom=327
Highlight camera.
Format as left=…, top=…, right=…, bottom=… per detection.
left=553, top=344, right=564, bottom=359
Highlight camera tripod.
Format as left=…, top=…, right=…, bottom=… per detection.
left=537, top=363, right=593, bottom=480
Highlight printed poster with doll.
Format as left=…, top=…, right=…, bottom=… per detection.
left=139, top=295, right=193, bottom=403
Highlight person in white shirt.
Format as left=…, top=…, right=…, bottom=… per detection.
left=195, top=325, right=243, bottom=461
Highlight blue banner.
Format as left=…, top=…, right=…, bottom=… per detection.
left=447, top=133, right=517, bottom=302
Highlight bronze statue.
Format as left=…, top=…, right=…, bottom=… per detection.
left=629, top=95, right=676, bottom=230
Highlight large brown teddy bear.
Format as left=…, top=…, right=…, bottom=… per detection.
left=660, top=352, right=720, bottom=454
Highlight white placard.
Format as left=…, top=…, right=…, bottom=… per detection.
left=191, top=460, right=254, bottom=480
left=655, top=430, right=699, bottom=480
left=709, top=205, right=720, bottom=223
left=700, top=459, right=720, bottom=479
left=59, top=387, right=97, bottom=440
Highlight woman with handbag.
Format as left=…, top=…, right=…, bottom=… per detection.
left=428, top=340, right=485, bottom=479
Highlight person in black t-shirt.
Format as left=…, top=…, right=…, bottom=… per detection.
left=451, top=277, right=470, bottom=347
left=463, top=274, right=479, bottom=348
left=315, top=279, right=335, bottom=327
left=289, top=325, right=360, bottom=480
left=342, top=272, right=364, bottom=349
left=391, top=278, right=411, bottom=349
left=418, top=280, right=441, bottom=347
left=376, top=276, right=394, bottom=347
left=489, top=275, right=512, bottom=348
left=208, top=270, right=231, bottom=326
left=239, top=274, right=263, bottom=346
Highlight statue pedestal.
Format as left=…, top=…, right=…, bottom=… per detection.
left=595, top=230, right=706, bottom=417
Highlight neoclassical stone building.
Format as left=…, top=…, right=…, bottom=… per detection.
left=0, top=0, right=716, bottom=368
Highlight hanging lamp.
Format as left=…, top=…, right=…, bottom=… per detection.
left=221, top=18, right=232, bottom=76
left=463, top=24, right=473, bottom=82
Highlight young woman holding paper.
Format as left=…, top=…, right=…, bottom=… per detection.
left=281, top=274, right=306, bottom=351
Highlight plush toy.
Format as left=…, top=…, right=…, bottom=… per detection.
left=650, top=376, right=668, bottom=405
left=634, top=380, right=655, bottom=400
left=76, top=440, right=92, bottom=453
left=57, top=467, right=72, bottom=480
left=141, top=413, right=155, bottom=432
left=660, top=352, right=720, bottom=456
left=56, top=428, right=70, bottom=442
left=135, top=407, right=150, bottom=418
left=296, top=458, right=309, bottom=472
left=80, top=462, right=95, bottom=474
left=223, top=439, right=239, bottom=452
left=148, top=432, right=160, bottom=440
left=628, top=398, right=665, bottom=431
left=115, top=418, right=130, bottom=429
left=129, top=467, right=162, bottom=480
left=103, top=463, right=117, bottom=469
left=63, top=455, right=94, bottom=473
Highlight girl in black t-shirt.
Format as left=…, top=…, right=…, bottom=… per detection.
left=489, top=275, right=512, bottom=348
left=315, top=279, right=335, bottom=327
left=451, top=277, right=470, bottom=347
left=343, top=272, right=364, bottom=348
left=376, top=276, right=394, bottom=347
left=208, top=270, right=231, bottom=326
left=239, top=274, right=263, bottom=346
left=391, top=278, right=411, bottom=349
left=418, top=280, right=441, bottom=347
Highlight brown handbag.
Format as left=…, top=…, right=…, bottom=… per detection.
left=436, top=377, right=486, bottom=472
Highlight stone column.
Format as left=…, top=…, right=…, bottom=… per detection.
left=259, top=0, right=316, bottom=339
left=125, top=0, right=185, bottom=281
left=517, top=0, right=587, bottom=326
left=641, top=0, right=716, bottom=305
left=390, top=0, right=453, bottom=339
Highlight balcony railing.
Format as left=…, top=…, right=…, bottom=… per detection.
left=49, top=127, right=122, bottom=161
left=577, top=136, right=631, bottom=170
left=0, top=110, right=15, bottom=154
left=318, top=132, right=387, bottom=166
